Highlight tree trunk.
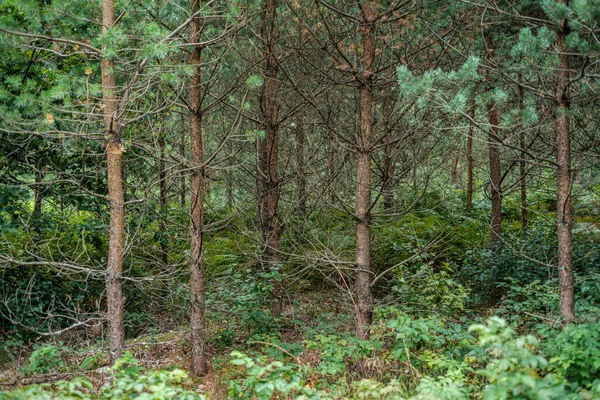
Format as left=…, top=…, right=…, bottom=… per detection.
left=555, top=7, right=576, bottom=324
left=483, top=33, right=502, bottom=249
left=101, top=0, right=125, bottom=364
left=257, top=135, right=267, bottom=239
left=450, top=151, right=459, bottom=186
left=466, top=101, right=475, bottom=213
left=355, top=2, right=376, bottom=339
left=487, top=103, right=502, bottom=248
left=261, top=0, right=283, bottom=319
left=328, top=133, right=336, bottom=204
left=486, top=98, right=502, bottom=307
left=32, top=168, right=43, bottom=237
left=296, top=116, right=307, bottom=218
left=227, top=134, right=234, bottom=209
left=180, top=115, right=186, bottom=209
left=189, top=0, right=207, bottom=376
left=518, top=84, right=527, bottom=235
left=159, top=125, right=168, bottom=268
left=382, top=85, right=395, bottom=211
left=205, top=172, right=211, bottom=200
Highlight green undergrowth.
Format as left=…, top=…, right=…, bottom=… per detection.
left=1, top=351, right=204, bottom=400
left=222, top=311, right=600, bottom=400
left=4, top=311, right=600, bottom=399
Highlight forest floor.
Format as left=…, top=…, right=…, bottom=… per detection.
left=0, top=290, right=354, bottom=397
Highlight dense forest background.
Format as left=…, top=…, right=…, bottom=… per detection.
left=1, top=0, right=600, bottom=399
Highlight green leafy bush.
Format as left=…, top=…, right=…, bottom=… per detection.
left=390, top=263, right=469, bottom=316
left=23, top=344, right=65, bottom=375
left=470, top=317, right=567, bottom=400
left=79, top=352, right=102, bottom=371
left=351, top=378, right=405, bottom=399
left=497, top=279, right=560, bottom=328
left=414, top=371, right=469, bottom=400
left=2, top=352, right=204, bottom=400
left=545, top=321, right=600, bottom=390
left=1, top=376, right=93, bottom=400
left=228, top=350, right=317, bottom=400
left=100, top=352, right=202, bottom=399
left=304, top=332, right=383, bottom=376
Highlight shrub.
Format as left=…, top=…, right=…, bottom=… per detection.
left=470, top=317, right=567, bottom=400
left=545, top=321, right=600, bottom=390
left=1, top=352, right=205, bottom=400
left=228, top=350, right=317, bottom=400
left=23, top=344, right=65, bottom=375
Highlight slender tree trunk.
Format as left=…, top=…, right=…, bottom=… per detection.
left=355, top=2, right=376, bottom=339
left=33, top=169, right=43, bottom=237
left=383, top=152, right=395, bottom=210
left=261, top=0, right=283, bottom=318
left=227, top=135, right=234, bottom=209
left=487, top=103, right=502, bottom=247
left=296, top=116, right=307, bottom=217
left=382, top=85, right=395, bottom=211
left=518, top=84, right=528, bottom=235
left=101, top=0, right=125, bottom=364
left=159, top=126, right=168, bottom=268
left=205, top=173, right=211, bottom=200
left=466, top=101, right=475, bottom=213
left=328, top=134, right=336, bottom=204
left=555, top=6, right=576, bottom=324
left=257, top=135, right=267, bottom=238
left=189, top=0, right=207, bottom=376
left=451, top=151, right=459, bottom=186
left=180, top=115, right=186, bottom=209
left=484, top=33, right=502, bottom=249
left=486, top=99, right=502, bottom=307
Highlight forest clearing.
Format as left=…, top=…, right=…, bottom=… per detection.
left=1, top=0, right=600, bottom=399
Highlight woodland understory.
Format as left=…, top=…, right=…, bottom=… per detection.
left=1, top=0, right=600, bottom=399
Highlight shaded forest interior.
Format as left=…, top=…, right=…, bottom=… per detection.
left=1, top=0, right=600, bottom=399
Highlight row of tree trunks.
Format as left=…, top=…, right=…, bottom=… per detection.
left=96, top=0, right=576, bottom=377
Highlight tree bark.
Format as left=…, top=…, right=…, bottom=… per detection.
left=487, top=104, right=502, bottom=247
left=328, top=133, right=336, bottom=204
left=355, top=1, right=376, bottom=339
left=32, top=168, right=43, bottom=237
left=466, top=101, right=475, bottom=213
left=450, top=151, right=459, bottom=186
left=518, top=84, right=528, bottom=235
left=227, top=133, right=234, bottom=209
left=484, top=33, right=502, bottom=249
left=486, top=98, right=502, bottom=306
left=189, top=0, right=207, bottom=376
left=180, top=115, right=186, bottom=209
left=101, top=0, right=125, bottom=364
left=555, top=5, right=576, bottom=324
left=261, top=0, right=283, bottom=319
left=159, top=124, right=168, bottom=268
left=382, top=85, right=395, bottom=211
left=257, top=135, right=267, bottom=238
left=296, top=116, right=307, bottom=218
